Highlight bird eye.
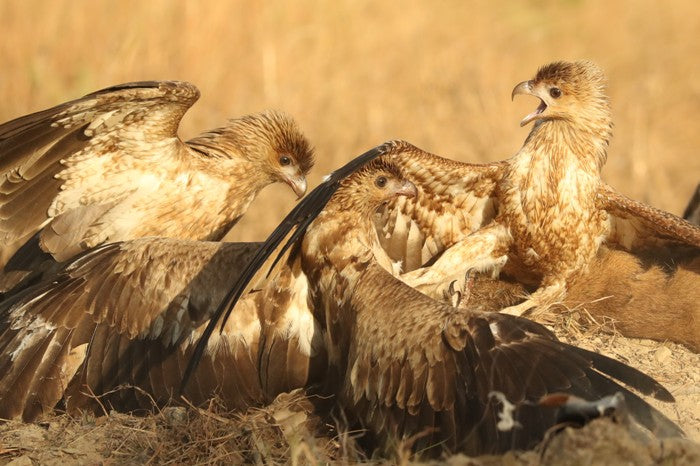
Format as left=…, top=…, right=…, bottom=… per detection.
left=375, top=176, right=387, bottom=188
left=279, top=155, right=291, bottom=166
left=549, top=87, right=562, bottom=99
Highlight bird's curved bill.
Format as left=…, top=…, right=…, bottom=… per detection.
left=512, top=80, right=546, bottom=127
left=285, top=176, right=307, bottom=199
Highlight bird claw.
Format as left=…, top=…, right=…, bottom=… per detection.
left=443, top=270, right=477, bottom=308
left=444, top=280, right=461, bottom=307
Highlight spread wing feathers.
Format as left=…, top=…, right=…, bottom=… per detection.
left=340, top=262, right=681, bottom=455
left=375, top=145, right=505, bottom=272
left=0, top=81, right=199, bottom=267
left=598, top=183, right=700, bottom=250
left=182, top=140, right=401, bottom=386
left=0, top=237, right=317, bottom=421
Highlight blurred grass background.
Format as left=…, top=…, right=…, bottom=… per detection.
left=1, top=0, right=698, bottom=241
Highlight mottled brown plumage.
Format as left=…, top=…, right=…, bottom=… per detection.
left=1, top=148, right=685, bottom=457
left=207, top=151, right=681, bottom=456
left=0, top=237, right=324, bottom=421
left=374, top=62, right=699, bottom=320
left=0, top=81, right=314, bottom=290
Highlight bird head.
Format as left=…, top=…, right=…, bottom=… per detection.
left=512, top=60, right=610, bottom=128
left=336, top=158, right=417, bottom=216
left=203, top=110, right=315, bottom=199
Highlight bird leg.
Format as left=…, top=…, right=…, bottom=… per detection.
left=400, top=223, right=510, bottom=301
left=443, top=269, right=477, bottom=308
left=499, top=280, right=566, bottom=318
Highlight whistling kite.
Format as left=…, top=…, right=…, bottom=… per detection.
left=0, top=81, right=314, bottom=291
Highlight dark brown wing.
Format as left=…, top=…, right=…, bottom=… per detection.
left=683, top=183, right=700, bottom=225
left=339, top=262, right=680, bottom=456
left=0, top=81, right=199, bottom=268
left=0, top=238, right=267, bottom=420
left=182, top=140, right=400, bottom=385
left=376, top=146, right=505, bottom=272
left=598, top=183, right=700, bottom=250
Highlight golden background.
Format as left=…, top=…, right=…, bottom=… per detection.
left=1, top=0, right=698, bottom=241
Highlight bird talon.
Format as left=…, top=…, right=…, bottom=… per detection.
left=444, top=280, right=462, bottom=307
left=457, top=269, right=477, bottom=308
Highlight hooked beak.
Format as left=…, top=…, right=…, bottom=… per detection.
left=395, top=180, right=418, bottom=199
left=511, top=80, right=533, bottom=100
left=512, top=80, right=546, bottom=127
left=285, top=175, right=307, bottom=199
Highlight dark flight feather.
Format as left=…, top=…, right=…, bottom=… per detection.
left=181, top=140, right=401, bottom=391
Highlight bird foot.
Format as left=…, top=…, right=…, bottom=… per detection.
left=500, top=299, right=535, bottom=317
left=444, top=269, right=477, bottom=308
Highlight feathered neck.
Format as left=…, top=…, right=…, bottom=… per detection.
left=519, top=105, right=612, bottom=175
left=302, top=198, right=392, bottom=276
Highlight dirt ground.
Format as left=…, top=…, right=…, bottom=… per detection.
left=1, top=330, right=697, bottom=465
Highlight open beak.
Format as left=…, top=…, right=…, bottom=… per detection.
left=395, top=180, right=418, bottom=199
left=511, top=80, right=533, bottom=100
left=512, top=80, right=547, bottom=127
left=285, top=175, right=307, bottom=199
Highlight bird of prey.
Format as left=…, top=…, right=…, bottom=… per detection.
left=371, top=62, right=700, bottom=318
left=0, top=144, right=683, bottom=456
left=0, top=237, right=326, bottom=421
left=0, top=81, right=314, bottom=291
left=193, top=146, right=681, bottom=456
left=0, top=140, right=394, bottom=422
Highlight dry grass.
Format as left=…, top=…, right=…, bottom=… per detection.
left=1, top=0, right=698, bottom=242
left=0, top=390, right=363, bottom=465
left=2, top=387, right=699, bottom=465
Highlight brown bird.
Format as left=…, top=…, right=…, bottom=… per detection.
left=372, top=62, right=700, bottom=318
left=0, top=139, right=391, bottom=422
left=0, top=81, right=314, bottom=290
left=197, top=147, right=681, bottom=456
left=0, top=237, right=325, bottom=421
left=0, top=146, right=683, bottom=457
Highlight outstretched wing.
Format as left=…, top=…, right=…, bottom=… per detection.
left=0, top=238, right=264, bottom=420
left=341, top=262, right=681, bottom=455
left=598, top=183, right=700, bottom=250
left=182, top=140, right=401, bottom=387
left=0, top=81, right=200, bottom=268
left=377, top=146, right=505, bottom=272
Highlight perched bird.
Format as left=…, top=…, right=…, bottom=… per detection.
left=0, top=237, right=325, bottom=421
left=197, top=147, right=681, bottom=457
left=0, top=81, right=314, bottom=291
